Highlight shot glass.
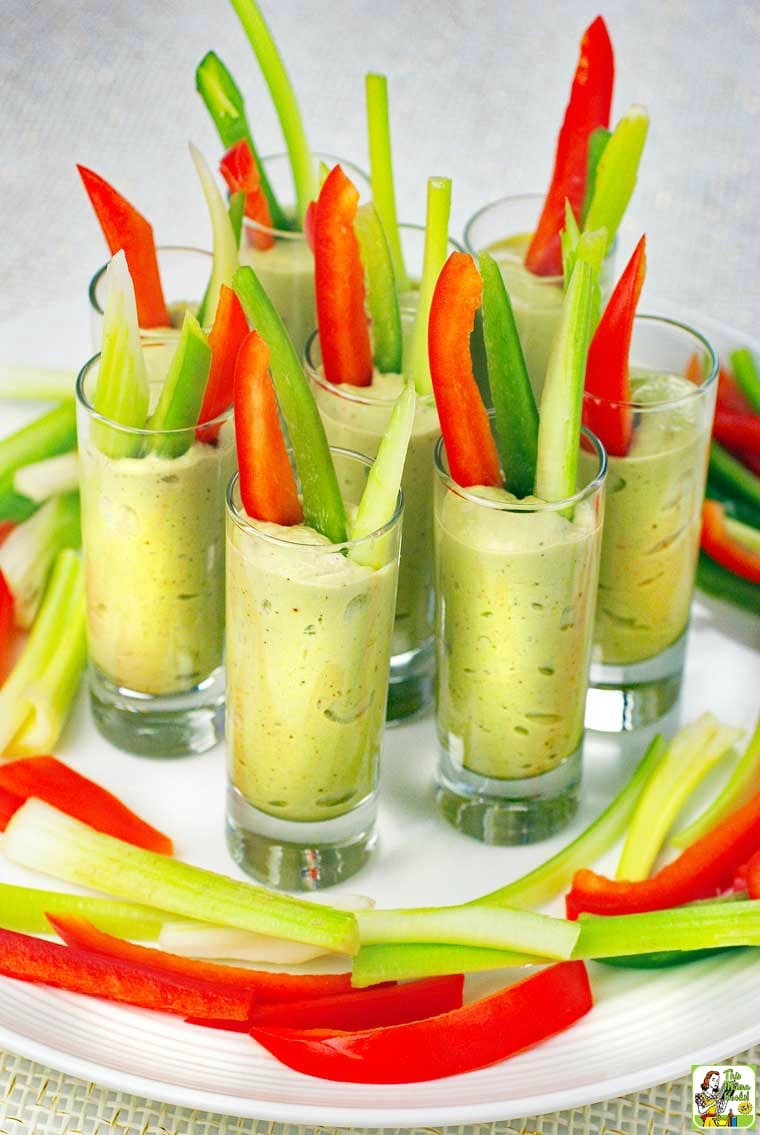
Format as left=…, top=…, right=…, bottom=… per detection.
left=464, top=193, right=616, bottom=400
left=225, top=449, right=402, bottom=890
left=76, top=342, right=236, bottom=756
left=88, top=246, right=213, bottom=348
left=584, top=314, right=718, bottom=732
left=434, top=421, right=607, bottom=844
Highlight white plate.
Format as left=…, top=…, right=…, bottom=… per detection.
left=0, top=302, right=758, bottom=1127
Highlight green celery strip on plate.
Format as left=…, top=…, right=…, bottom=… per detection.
left=698, top=551, right=760, bottom=615
left=709, top=441, right=760, bottom=511
left=583, top=104, right=649, bottom=254
left=574, top=899, right=760, bottom=959
left=190, top=144, right=240, bottom=330
left=0, top=491, right=81, bottom=628
left=406, top=176, right=452, bottom=394
left=0, top=402, right=77, bottom=482
left=353, top=201, right=403, bottom=374
left=0, top=883, right=167, bottom=941
left=365, top=73, right=409, bottom=291
left=146, top=312, right=212, bottom=458
left=351, top=943, right=537, bottom=987
left=671, top=716, right=760, bottom=848
left=0, top=366, right=76, bottom=401
left=233, top=265, right=347, bottom=543
left=580, top=126, right=611, bottom=227
left=14, top=452, right=79, bottom=502
left=730, top=347, right=760, bottom=414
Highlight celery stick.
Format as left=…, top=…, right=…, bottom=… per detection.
left=710, top=442, right=760, bottom=511
left=195, top=50, right=287, bottom=231
left=228, top=0, right=315, bottom=223
left=560, top=200, right=581, bottom=287
left=580, top=127, right=611, bottom=227
left=0, top=550, right=84, bottom=755
left=616, top=715, right=742, bottom=880
left=349, top=383, right=414, bottom=567
left=351, top=943, right=537, bottom=987
left=91, top=252, right=150, bottom=459
left=0, top=491, right=81, bottom=627
left=672, top=717, right=760, bottom=848
left=355, top=904, right=578, bottom=960
left=233, top=266, right=347, bottom=543
left=562, top=221, right=606, bottom=327
left=146, top=312, right=211, bottom=459
left=535, top=258, right=596, bottom=503
left=0, top=366, right=76, bottom=401
left=190, top=145, right=240, bottom=330
left=724, top=514, right=760, bottom=553
left=406, top=177, right=452, bottom=394
left=730, top=347, right=760, bottom=414
left=472, top=736, right=667, bottom=911
left=229, top=190, right=246, bottom=247
left=4, top=799, right=359, bottom=955
left=0, top=483, right=37, bottom=524
left=574, top=900, right=760, bottom=959
left=353, top=202, right=403, bottom=374
left=14, top=453, right=79, bottom=502
left=0, top=403, right=76, bottom=482
left=365, top=73, right=408, bottom=291
left=583, top=105, right=649, bottom=254
left=0, top=883, right=167, bottom=941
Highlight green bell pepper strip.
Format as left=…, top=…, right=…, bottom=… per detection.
left=583, top=104, right=649, bottom=254
left=709, top=441, right=760, bottom=511
left=0, top=882, right=168, bottom=941
left=406, top=176, right=452, bottom=394
left=353, top=202, right=403, bottom=375
left=232, top=266, right=347, bottom=543
left=580, top=127, right=611, bottom=226
left=146, top=312, right=212, bottom=458
left=731, top=347, right=760, bottom=414
left=672, top=717, right=760, bottom=849
left=365, top=73, right=408, bottom=292
left=697, top=550, right=760, bottom=614
left=478, top=252, right=538, bottom=497
left=195, top=51, right=287, bottom=231
left=597, top=946, right=738, bottom=969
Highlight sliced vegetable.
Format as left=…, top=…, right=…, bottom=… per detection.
left=0, top=403, right=77, bottom=487
left=743, top=850, right=760, bottom=900
left=672, top=717, right=760, bottom=848
left=0, top=367, right=75, bottom=401
left=406, top=177, right=452, bottom=395
left=583, top=104, right=649, bottom=253
left=713, top=408, right=760, bottom=459
left=731, top=347, right=760, bottom=414
left=349, top=382, right=413, bottom=566
left=709, top=441, right=760, bottom=511
left=0, top=787, right=23, bottom=829
left=145, top=311, right=211, bottom=458
left=189, top=144, right=239, bottom=329
left=561, top=209, right=607, bottom=306
left=697, top=551, right=760, bottom=615
left=353, top=202, right=403, bottom=374
left=0, top=491, right=81, bottom=627
left=13, top=453, right=79, bottom=503
left=574, top=899, right=760, bottom=958
left=219, top=138, right=275, bottom=251
left=229, top=190, right=246, bottom=246
left=701, top=500, right=760, bottom=584
left=365, top=73, right=408, bottom=291
left=196, top=284, right=249, bottom=442
left=0, top=572, right=12, bottom=677
left=0, top=883, right=167, bottom=940
left=580, top=126, right=611, bottom=226
left=351, top=943, right=534, bottom=987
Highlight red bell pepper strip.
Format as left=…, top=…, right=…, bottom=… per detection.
left=233, top=331, right=304, bottom=526
left=219, top=140, right=275, bottom=252
left=0, top=924, right=252, bottom=1019
left=566, top=788, right=760, bottom=918
left=428, top=253, right=502, bottom=488
left=0, top=786, right=22, bottom=830
left=0, top=757, right=173, bottom=855
left=77, top=165, right=170, bottom=329
left=701, top=500, right=760, bottom=585
left=303, top=200, right=316, bottom=253
left=48, top=914, right=356, bottom=1004
left=314, top=166, right=372, bottom=387
left=196, top=284, right=249, bottom=443
left=712, top=409, right=760, bottom=458
left=251, top=961, right=592, bottom=1084
left=737, top=449, right=760, bottom=478
left=0, top=570, right=12, bottom=675
left=0, top=523, right=14, bottom=546
left=743, top=850, right=760, bottom=899
left=582, top=234, right=646, bottom=457
left=524, top=17, right=614, bottom=277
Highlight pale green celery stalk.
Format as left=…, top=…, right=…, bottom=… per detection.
left=616, top=714, right=742, bottom=881
left=14, top=452, right=79, bottom=502
left=672, top=717, right=760, bottom=848
left=0, top=366, right=75, bottom=401
left=353, top=201, right=403, bottom=374
left=195, top=51, right=288, bottom=231
left=0, top=550, right=84, bottom=756
left=574, top=900, right=760, bottom=959
left=534, top=258, right=595, bottom=503
left=351, top=943, right=538, bottom=987
left=0, top=883, right=167, bottom=941
left=190, top=144, right=240, bottom=330
left=731, top=348, right=760, bottom=413
left=365, top=73, right=408, bottom=291
left=583, top=105, right=649, bottom=254
left=471, top=735, right=667, bottom=911
left=229, top=191, right=246, bottom=247
left=146, top=312, right=211, bottom=458
left=560, top=201, right=581, bottom=287
left=228, top=0, right=315, bottom=222
left=350, top=383, right=414, bottom=568
left=0, top=403, right=77, bottom=482
left=0, top=491, right=81, bottom=627
left=355, top=904, right=578, bottom=960
left=91, top=251, right=150, bottom=459
left=406, top=177, right=452, bottom=394
left=725, top=515, right=760, bottom=553
left=4, top=799, right=359, bottom=954
left=580, top=127, right=612, bottom=226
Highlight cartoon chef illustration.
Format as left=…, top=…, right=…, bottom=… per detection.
left=695, top=1070, right=736, bottom=1127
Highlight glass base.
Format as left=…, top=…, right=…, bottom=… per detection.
left=226, top=785, right=377, bottom=891
left=585, top=632, right=687, bottom=733
left=386, top=639, right=434, bottom=725
left=436, top=742, right=581, bottom=845
left=89, top=663, right=225, bottom=757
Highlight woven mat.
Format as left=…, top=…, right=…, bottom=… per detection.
left=1, top=1046, right=758, bottom=1134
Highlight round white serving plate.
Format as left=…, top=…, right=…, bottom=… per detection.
left=0, top=301, right=757, bottom=1127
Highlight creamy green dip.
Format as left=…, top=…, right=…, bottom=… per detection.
left=240, top=237, right=315, bottom=357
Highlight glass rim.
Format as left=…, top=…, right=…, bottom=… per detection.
left=226, top=450, right=404, bottom=551
left=88, top=245, right=212, bottom=317
left=241, top=151, right=369, bottom=242
left=303, top=324, right=436, bottom=409
left=434, top=422, right=607, bottom=514
left=76, top=347, right=233, bottom=438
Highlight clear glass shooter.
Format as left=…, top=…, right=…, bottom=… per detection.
left=239, top=152, right=369, bottom=356
left=464, top=193, right=616, bottom=401
left=434, top=422, right=607, bottom=845
left=225, top=450, right=403, bottom=890
left=76, top=343, right=236, bottom=756
left=584, top=314, right=718, bottom=732
left=88, top=246, right=213, bottom=348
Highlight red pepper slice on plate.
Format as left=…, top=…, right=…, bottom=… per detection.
left=701, top=500, right=760, bottom=585
left=49, top=914, right=356, bottom=1004
left=712, top=409, right=760, bottom=459
left=525, top=17, right=614, bottom=277
left=582, top=235, right=646, bottom=457
left=428, top=252, right=502, bottom=488
left=251, top=961, right=592, bottom=1084
left=0, top=571, right=12, bottom=676
left=219, top=140, right=275, bottom=252
left=0, top=786, right=22, bottom=830
left=77, top=165, right=170, bottom=329
left=743, top=850, right=760, bottom=899
left=233, top=331, right=304, bottom=526
left=196, top=283, right=249, bottom=443
left=566, top=788, right=760, bottom=918
left=0, top=925, right=252, bottom=1020
left=314, top=165, right=372, bottom=386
